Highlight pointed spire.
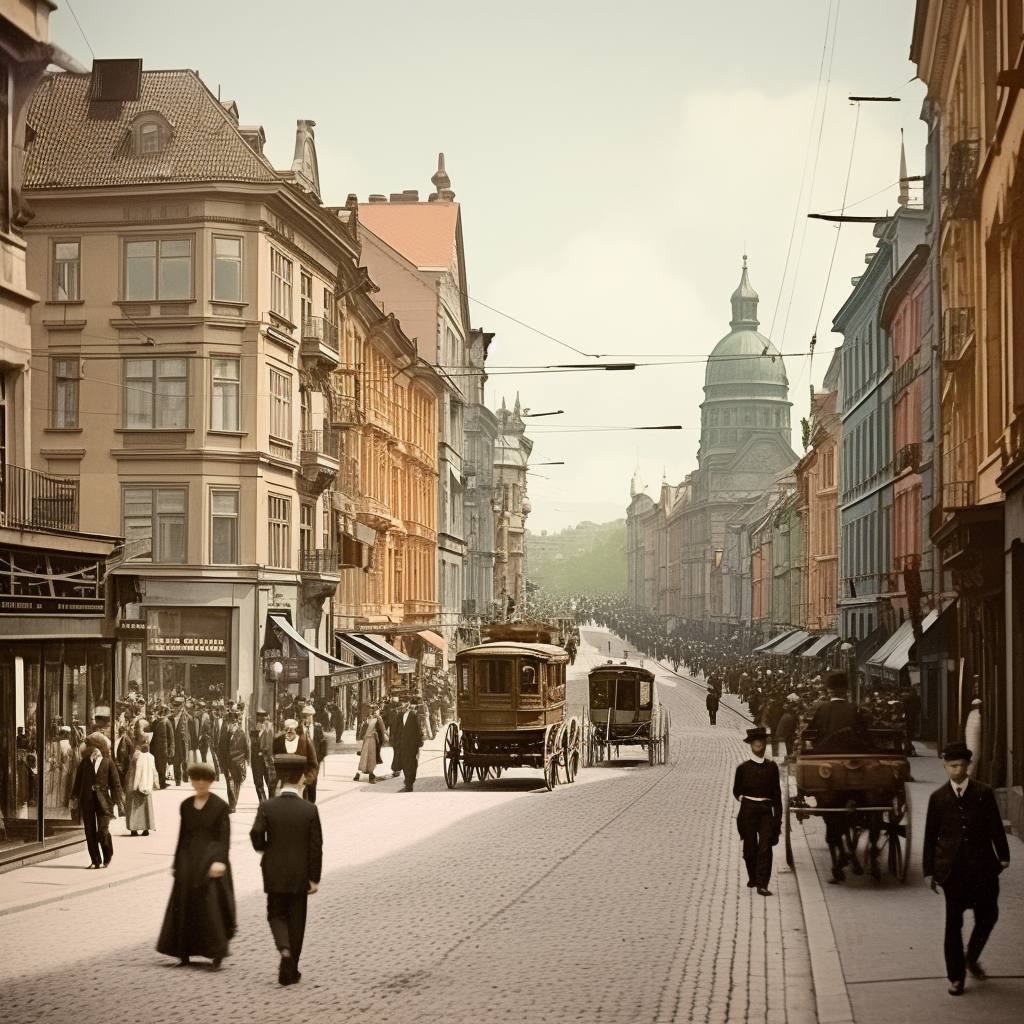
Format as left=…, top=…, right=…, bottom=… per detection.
left=730, top=254, right=759, bottom=329
left=430, top=153, right=455, bottom=202
left=898, top=129, right=909, bottom=207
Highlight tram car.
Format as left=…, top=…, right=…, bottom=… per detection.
left=587, top=660, right=670, bottom=766
left=444, top=642, right=583, bottom=791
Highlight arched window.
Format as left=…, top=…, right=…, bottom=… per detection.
left=140, top=122, right=160, bottom=154
left=130, top=112, right=173, bottom=156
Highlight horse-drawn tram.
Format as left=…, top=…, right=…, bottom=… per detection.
left=587, top=660, right=670, bottom=766
left=444, top=642, right=583, bottom=791
left=784, top=726, right=912, bottom=882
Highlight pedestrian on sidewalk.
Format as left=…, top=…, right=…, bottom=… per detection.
left=156, top=762, right=235, bottom=968
left=732, top=726, right=782, bottom=897
left=273, top=717, right=318, bottom=797
left=69, top=732, right=124, bottom=869
left=395, top=697, right=424, bottom=792
left=300, top=705, right=326, bottom=803
left=250, top=709, right=274, bottom=802
left=354, top=705, right=385, bottom=784
left=706, top=687, right=719, bottom=726
left=149, top=705, right=174, bottom=790
left=923, top=741, right=1010, bottom=996
left=218, top=710, right=248, bottom=813
left=126, top=739, right=157, bottom=836
left=250, top=753, right=323, bottom=986
left=773, top=694, right=799, bottom=763
left=386, top=696, right=404, bottom=776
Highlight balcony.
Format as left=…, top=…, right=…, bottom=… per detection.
left=942, top=129, right=980, bottom=220
left=942, top=480, right=975, bottom=510
left=1, top=464, right=79, bottom=533
left=300, top=316, right=340, bottom=368
left=892, top=353, right=917, bottom=399
left=300, top=548, right=340, bottom=575
left=334, top=452, right=359, bottom=499
left=894, top=442, right=921, bottom=476
left=330, top=394, right=361, bottom=428
left=298, top=430, right=341, bottom=494
left=942, top=434, right=977, bottom=511
left=941, top=307, right=975, bottom=367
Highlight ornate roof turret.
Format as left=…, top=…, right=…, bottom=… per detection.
left=429, top=152, right=455, bottom=202
left=730, top=254, right=759, bottom=329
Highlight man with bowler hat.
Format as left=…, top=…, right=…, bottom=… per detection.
left=732, top=726, right=782, bottom=896
left=923, top=741, right=1010, bottom=996
left=250, top=753, right=322, bottom=986
left=394, top=696, right=424, bottom=792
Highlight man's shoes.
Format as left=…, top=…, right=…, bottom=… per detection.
left=100, top=861, right=109, bottom=869
left=966, top=960, right=987, bottom=980
left=130, top=830, right=137, bottom=837
left=369, top=775, right=376, bottom=784
left=278, top=952, right=295, bottom=986
left=756, top=887, right=773, bottom=897
left=86, top=863, right=100, bottom=869
left=947, top=980, right=964, bottom=996
left=827, top=869, right=845, bottom=884
left=353, top=772, right=360, bottom=782
left=746, top=880, right=757, bottom=888
left=404, top=786, right=414, bottom=792
left=142, top=830, right=149, bottom=836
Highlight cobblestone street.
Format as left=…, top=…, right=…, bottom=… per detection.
left=0, top=630, right=814, bottom=1024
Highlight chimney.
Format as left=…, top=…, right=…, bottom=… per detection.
left=367, top=194, right=387, bottom=203
left=389, top=190, right=419, bottom=203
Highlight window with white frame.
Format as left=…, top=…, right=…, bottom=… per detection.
left=300, top=502, right=314, bottom=554
left=52, top=357, right=80, bottom=428
left=211, top=356, right=240, bottom=431
left=270, top=248, right=293, bottom=320
left=268, top=495, right=291, bottom=568
left=213, top=236, right=242, bottom=301
left=210, top=489, right=239, bottom=564
left=126, top=358, right=187, bottom=429
left=53, top=241, right=80, bottom=301
left=125, top=238, right=192, bottom=301
left=269, top=368, right=292, bottom=440
left=123, top=487, right=187, bottom=563
left=300, top=270, right=313, bottom=321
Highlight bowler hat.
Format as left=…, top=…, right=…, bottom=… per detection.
left=273, top=753, right=307, bottom=769
left=942, top=741, right=972, bottom=762
left=823, top=670, right=848, bottom=692
left=743, top=727, right=769, bottom=744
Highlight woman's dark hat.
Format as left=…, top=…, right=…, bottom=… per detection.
left=743, top=727, right=769, bottom=744
left=942, top=742, right=972, bottom=762
left=187, top=762, right=216, bottom=781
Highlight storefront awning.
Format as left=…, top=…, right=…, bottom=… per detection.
left=269, top=615, right=346, bottom=670
left=418, top=629, right=448, bottom=670
left=753, top=629, right=797, bottom=654
left=335, top=632, right=383, bottom=666
left=353, top=522, right=376, bottom=547
left=338, top=632, right=417, bottom=674
left=867, top=621, right=914, bottom=675
left=770, top=630, right=813, bottom=656
left=854, top=624, right=889, bottom=669
left=801, top=634, right=839, bottom=659
left=881, top=609, right=939, bottom=676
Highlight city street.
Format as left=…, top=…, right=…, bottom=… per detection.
left=0, top=629, right=814, bottom=1024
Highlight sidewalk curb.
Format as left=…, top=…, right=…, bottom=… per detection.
left=790, top=818, right=856, bottom=1024
left=0, top=863, right=171, bottom=918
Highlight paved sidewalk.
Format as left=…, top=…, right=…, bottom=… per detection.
left=795, top=746, right=1024, bottom=1022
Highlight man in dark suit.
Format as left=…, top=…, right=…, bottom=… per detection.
left=113, top=724, right=134, bottom=791
left=272, top=718, right=318, bottom=798
left=300, top=705, right=327, bottom=803
left=732, top=726, right=782, bottom=896
left=395, top=697, right=424, bottom=792
left=218, top=710, right=248, bottom=812
left=148, top=705, right=175, bottom=789
left=923, top=741, right=1010, bottom=996
left=69, top=733, right=125, bottom=868
left=250, top=753, right=323, bottom=986
left=706, top=687, right=720, bottom=726
left=169, top=697, right=190, bottom=786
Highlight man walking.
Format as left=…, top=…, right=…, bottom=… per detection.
left=273, top=718, right=318, bottom=799
left=250, top=710, right=273, bottom=803
left=923, top=741, right=1010, bottom=996
left=149, top=705, right=174, bottom=789
left=250, top=753, right=323, bottom=986
left=169, top=697, right=189, bottom=786
left=732, top=726, right=781, bottom=896
left=69, top=734, right=125, bottom=869
left=218, top=710, right=248, bottom=813
left=395, top=697, right=424, bottom=792
left=706, top=687, right=720, bottom=726
left=300, top=705, right=326, bottom=803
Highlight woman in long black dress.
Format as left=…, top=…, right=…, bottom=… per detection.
left=157, top=762, right=236, bottom=966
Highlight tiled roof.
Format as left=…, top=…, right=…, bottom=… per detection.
left=358, top=201, right=459, bottom=270
left=25, top=70, right=279, bottom=189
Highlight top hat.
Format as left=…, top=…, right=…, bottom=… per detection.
left=942, top=741, right=972, bottom=762
left=743, top=726, right=769, bottom=744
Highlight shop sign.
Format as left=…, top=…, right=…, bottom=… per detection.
left=116, top=618, right=146, bottom=639
left=0, top=594, right=104, bottom=614
left=148, top=636, right=227, bottom=654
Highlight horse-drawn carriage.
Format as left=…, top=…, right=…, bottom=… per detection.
left=587, top=660, right=670, bottom=766
left=783, top=726, right=912, bottom=881
left=443, top=641, right=583, bottom=791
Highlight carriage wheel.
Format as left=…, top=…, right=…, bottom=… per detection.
left=544, top=726, right=560, bottom=791
left=458, top=733, right=473, bottom=783
left=661, top=715, right=670, bottom=764
left=563, top=719, right=580, bottom=783
left=443, top=723, right=460, bottom=789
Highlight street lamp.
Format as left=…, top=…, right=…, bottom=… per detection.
left=269, top=660, right=283, bottom=727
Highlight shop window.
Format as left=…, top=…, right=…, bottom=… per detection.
left=268, top=494, right=291, bottom=568
left=123, top=487, right=187, bottom=563
left=125, top=238, right=191, bottom=301
left=52, top=357, right=79, bottom=428
left=125, top=358, right=187, bottom=429
left=210, top=489, right=239, bottom=564
left=53, top=240, right=80, bottom=301
left=269, top=368, right=292, bottom=440
left=211, top=356, right=240, bottom=431
left=212, top=236, right=242, bottom=301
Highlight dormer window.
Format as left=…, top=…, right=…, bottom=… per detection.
left=130, top=112, right=172, bottom=156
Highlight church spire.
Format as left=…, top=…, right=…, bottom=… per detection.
left=898, top=130, right=909, bottom=207
left=729, top=254, right=759, bottom=329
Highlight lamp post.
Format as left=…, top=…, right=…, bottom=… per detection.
left=269, top=660, right=283, bottom=728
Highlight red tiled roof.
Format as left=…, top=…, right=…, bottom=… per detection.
left=358, top=201, right=459, bottom=270
left=25, top=70, right=279, bottom=189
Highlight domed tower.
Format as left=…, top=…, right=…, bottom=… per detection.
left=698, top=258, right=797, bottom=500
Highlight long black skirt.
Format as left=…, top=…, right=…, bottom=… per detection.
left=156, top=871, right=236, bottom=961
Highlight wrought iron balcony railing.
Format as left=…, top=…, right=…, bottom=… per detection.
left=301, top=315, right=340, bottom=354
left=942, top=306, right=975, bottom=366
left=943, top=129, right=980, bottom=220
left=1, top=463, right=80, bottom=533
left=299, top=429, right=341, bottom=462
left=942, top=480, right=975, bottom=510
left=300, top=548, right=339, bottom=575
left=894, top=442, right=921, bottom=476
left=892, top=353, right=918, bottom=398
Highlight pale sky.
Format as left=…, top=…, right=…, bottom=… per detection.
left=52, top=0, right=926, bottom=533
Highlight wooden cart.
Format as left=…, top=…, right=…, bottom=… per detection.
left=444, top=642, right=583, bottom=791
left=587, top=660, right=670, bottom=766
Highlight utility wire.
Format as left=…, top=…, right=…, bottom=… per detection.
left=64, top=0, right=95, bottom=61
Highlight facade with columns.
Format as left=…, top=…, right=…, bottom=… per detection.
left=493, top=397, right=532, bottom=616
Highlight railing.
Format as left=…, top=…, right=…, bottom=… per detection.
left=942, top=307, right=975, bottom=365
left=331, top=394, right=360, bottom=427
left=299, top=429, right=341, bottom=461
left=2, top=464, right=80, bottom=532
left=336, top=453, right=360, bottom=498
left=942, top=434, right=977, bottom=506
left=894, top=442, right=921, bottom=476
left=892, top=353, right=917, bottom=398
left=301, top=315, right=340, bottom=354
left=943, top=128, right=980, bottom=220
left=942, top=480, right=975, bottom=510
left=300, top=548, right=339, bottom=575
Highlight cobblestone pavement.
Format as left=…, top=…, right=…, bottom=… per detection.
left=0, top=629, right=814, bottom=1024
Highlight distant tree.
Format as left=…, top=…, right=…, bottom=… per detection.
left=528, top=520, right=626, bottom=594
